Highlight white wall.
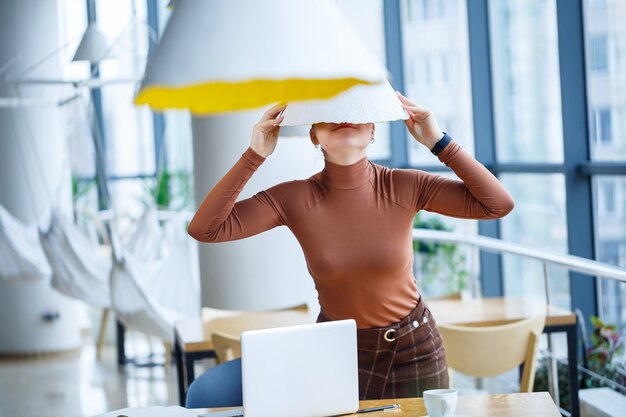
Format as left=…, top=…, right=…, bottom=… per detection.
left=192, top=111, right=321, bottom=311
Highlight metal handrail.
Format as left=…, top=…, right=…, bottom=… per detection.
left=99, top=210, right=626, bottom=282
left=413, top=227, right=626, bottom=411
left=412, top=228, right=626, bottom=283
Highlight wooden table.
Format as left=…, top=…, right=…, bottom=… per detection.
left=427, top=296, right=576, bottom=327
left=203, top=392, right=561, bottom=417
left=427, top=296, right=578, bottom=417
left=174, top=309, right=315, bottom=405
left=359, top=392, right=561, bottom=416
left=177, top=297, right=578, bottom=414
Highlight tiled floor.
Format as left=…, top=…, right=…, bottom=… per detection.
left=0, top=339, right=181, bottom=417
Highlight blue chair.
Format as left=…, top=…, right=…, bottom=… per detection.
left=185, top=358, right=243, bottom=408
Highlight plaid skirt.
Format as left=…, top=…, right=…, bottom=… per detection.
left=317, top=297, right=449, bottom=400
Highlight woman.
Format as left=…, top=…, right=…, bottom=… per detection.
left=187, top=91, right=515, bottom=400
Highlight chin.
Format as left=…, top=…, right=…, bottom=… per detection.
left=322, top=129, right=369, bottom=149
left=326, top=141, right=369, bottom=152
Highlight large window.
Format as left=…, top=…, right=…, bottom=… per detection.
left=594, top=176, right=626, bottom=326
left=383, top=1, right=626, bottom=338
left=499, top=174, right=570, bottom=308
left=64, top=0, right=196, bottom=218
left=488, top=0, right=570, bottom=308
left=489, top=0, right=563, bottom=163
left=400, top=0, right=475, bottom=166
left=399, top=0, right=479, bottom=296
left=156, top=1, right=195, bottom=211
left=96, top=0, right=155, bottom=179
left=585, top=0, right=626, bottom=161
left=584, top=0, right=626, bottom=332
left=584, top=0, right=626, bottom=330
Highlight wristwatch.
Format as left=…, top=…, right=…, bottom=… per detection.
left=430, top=132, right=452, bottom=156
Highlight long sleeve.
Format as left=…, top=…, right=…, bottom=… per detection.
left=414, top=140, right=514, bottom=219
left=187, top=147, right=285, bottom=242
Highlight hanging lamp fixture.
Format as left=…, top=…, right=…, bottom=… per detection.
left=134, top=0, right=386, bottom=114
left=71, top=23, right=114, bottom=65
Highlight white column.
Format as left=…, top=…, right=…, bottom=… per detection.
left=0, top=0, right=79, bottom=353
left=192, top=111, right=320, bottom=311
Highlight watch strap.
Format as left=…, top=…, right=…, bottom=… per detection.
left=430, top=132, right=452, bottom=156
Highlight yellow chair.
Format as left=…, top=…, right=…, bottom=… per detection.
left=438, top=315, right=546, bottom=393
left=211, top=331, right=241, bottom=364
left=205, top=303, right=309, bottom=364
left=202, top=302, right=309, bottom=322
left=429, top=292, right=463, bottom=301
left=277, top=302, right=309, bottom=313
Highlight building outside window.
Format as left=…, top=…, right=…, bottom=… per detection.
left=585, top=0, right=626, bottom=328
left=400, top=0, right=479, bottom=297
left=488, top=0, right=570, bottom=309
left=590, top=34, right=609, bottom=72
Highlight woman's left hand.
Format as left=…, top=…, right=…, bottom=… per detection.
left=396, top=91, right=444, bottom=150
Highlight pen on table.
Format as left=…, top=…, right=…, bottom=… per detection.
left=356, top=404, right=401, bottom=413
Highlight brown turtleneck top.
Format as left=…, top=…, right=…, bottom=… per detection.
left=188, top=140, right=514, bottom=328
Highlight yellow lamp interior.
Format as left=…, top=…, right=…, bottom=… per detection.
left=134, top=78, right=377, bottom=114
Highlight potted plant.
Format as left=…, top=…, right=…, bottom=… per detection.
left=144, top=169, right=194, bottom=211
left=533, top=315, right=626, bottom=410
left=584, top=316, right=626, bottom=389
left=412, top=212, right=469, bottom=297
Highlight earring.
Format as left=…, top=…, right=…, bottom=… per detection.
left=314, top=144, right=319, bottom=149
left=370, top=137, right=375, bottom=144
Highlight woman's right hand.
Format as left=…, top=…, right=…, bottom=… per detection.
left=250, top=103, right=286, bottom=158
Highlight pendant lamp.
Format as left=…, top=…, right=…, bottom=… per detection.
left=134, top=0, right=386, bottom=114
left=72, top=24, right=113, bottom=65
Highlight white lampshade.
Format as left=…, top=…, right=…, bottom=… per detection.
left=72, top=24, right=112, bottom=65
left=279, top=77, right=410, bottom=126
left=134, top=0, right=386, bottom=114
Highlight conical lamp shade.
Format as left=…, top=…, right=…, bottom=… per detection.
left=134, top=0, right=386, bottom=114
left=279, top=77, right=410, bottom=126
left=72, top=24, right=111, bottom=64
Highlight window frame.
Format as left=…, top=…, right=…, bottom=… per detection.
left=382, top=0, right=626, bottom=334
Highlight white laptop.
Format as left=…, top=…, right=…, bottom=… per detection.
left=237, top=319, right=359, bottom=417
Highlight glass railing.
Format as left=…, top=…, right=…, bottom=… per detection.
left=412, top=228, right=626, bottom=415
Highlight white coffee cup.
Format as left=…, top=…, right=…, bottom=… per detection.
left=423, top=389, right=457, bottom=417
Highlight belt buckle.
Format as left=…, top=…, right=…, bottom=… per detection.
left=383, top=328, right=397, bottom=342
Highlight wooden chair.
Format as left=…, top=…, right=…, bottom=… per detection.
left=278, top=302, right=309, bottom=312
left=203, top=302, right=309, bottom=365
left=211, top=331, right=241, bottom=364
left=438, top=315, right=546, bottom=392
left=201, top=302, right=309, bottom=322
left=429, top=292, right=463, bottom=301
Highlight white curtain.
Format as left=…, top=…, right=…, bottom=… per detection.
left=0, top=204, right=51, bottom=282
left=111, top=209, right=200, bottom=342
left=5, top=203, right=201, bottom=342
left=39, top=211, right=112, bottom=308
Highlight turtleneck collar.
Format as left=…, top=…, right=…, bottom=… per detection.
left=321, top=156, right=372, bottom=189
